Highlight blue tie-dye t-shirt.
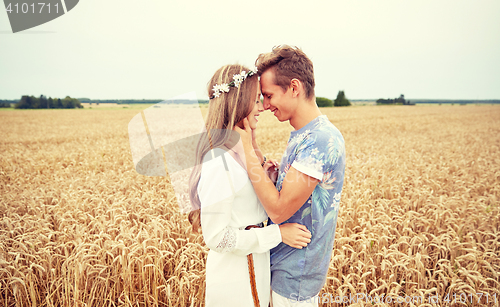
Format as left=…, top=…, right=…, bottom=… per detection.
left=270, top=115, right=346, bottom=301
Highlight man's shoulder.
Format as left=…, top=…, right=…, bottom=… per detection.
left=320, top=115, right=342, bottom=132
left=308, top=118, right=345, bottom=171
left=308, top=116, right=342, bottom=138
left=307, top=118, right=344, bottom=150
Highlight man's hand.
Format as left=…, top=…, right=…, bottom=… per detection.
left=251, top=127, right=258, bottom=147
left=233, top=118, right=253, bottom=150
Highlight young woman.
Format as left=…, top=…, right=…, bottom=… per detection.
left=188, top=64, right=311, bottom=307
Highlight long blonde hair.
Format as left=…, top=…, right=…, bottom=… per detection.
left=188, top=64, right=258, bottom=232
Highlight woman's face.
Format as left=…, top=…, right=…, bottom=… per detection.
left=246, top=82, right=264, bottom=130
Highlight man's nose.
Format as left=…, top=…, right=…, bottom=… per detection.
left=263, top=99, right=270, bottom=110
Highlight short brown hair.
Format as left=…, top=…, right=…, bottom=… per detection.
left=256, top=45, right=315, bottom=99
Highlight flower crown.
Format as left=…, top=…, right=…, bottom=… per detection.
left=209, top=67, right=258, bottom=100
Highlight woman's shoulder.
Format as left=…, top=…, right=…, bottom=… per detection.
left=202, top=147, right=244, bottom=170
left=200, top=147, right=239, bottom=175
left=199, top=147, right=247, bottom=190
left=197, top=147, right=246, bottom=197
left=202, top=147, right=228, bottom=164
left=198, top=148, right=230, bottom=193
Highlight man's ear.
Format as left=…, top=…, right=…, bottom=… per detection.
left=290, top=79, right=301, bottom=98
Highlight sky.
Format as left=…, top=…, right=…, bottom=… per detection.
left=1, top=0, right=499, bottom=101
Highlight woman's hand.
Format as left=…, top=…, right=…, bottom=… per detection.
left=263, top=159, right=279, bottom=184
left=278, top=223, right=312, bottom=249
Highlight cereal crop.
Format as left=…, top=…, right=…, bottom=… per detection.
left=1, top=105, right=499, bottom=306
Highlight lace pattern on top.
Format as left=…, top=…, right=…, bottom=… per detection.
left=214, top=226, right=237, bottom=253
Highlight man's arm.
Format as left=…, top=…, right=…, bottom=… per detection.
left=235, top=120, right=319, bottom=224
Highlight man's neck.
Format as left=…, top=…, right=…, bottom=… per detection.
left=289, top=98, right=322, bottom=130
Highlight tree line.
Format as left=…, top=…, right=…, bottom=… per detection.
left=376, top=94, right=414, bottom=105
left=79, top=98, right=164, bottom=105
left=316, top=90, right=352, bottom=107
left=14, top=95, right=83, bottom=109
left=0, top=101, right=13, bottom=108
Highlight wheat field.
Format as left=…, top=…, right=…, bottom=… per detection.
left=1, top=105, right=499, bottom=306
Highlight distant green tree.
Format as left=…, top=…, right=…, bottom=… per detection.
left=40, top=95, right=48, bottom=109
left=15, top=96, right=31, bottom=109
left=334, top=91, right=351, bottom=107
left=316, top=97, right=333, bottom=107
left=31, top=96, right=40, bottom=108
left=75, top=98, right=83, bottom=108
left=63, top=96, right=75, bottom=108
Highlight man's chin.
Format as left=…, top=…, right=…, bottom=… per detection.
left=275, top=115, right=285, bottom=122
left=273, top=111, right=284, bottom=121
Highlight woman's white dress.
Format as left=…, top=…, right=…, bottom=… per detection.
left=198, top=148, right=282, bottom=307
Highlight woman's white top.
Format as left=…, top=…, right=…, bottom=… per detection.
left=198, top=148, right=282, bottom=307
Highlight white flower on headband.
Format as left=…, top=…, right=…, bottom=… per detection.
left=221, top=83, right=230, bottom=92
left=212, top=83, right=230, bottom=98
left=233, top=72, right=245, bottom=88
left=210, top=69, right=257, bottom=99
left=250, top=66, right=258, bottom=74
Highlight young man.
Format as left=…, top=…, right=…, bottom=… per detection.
left=235, top=45, right=346, bottom=306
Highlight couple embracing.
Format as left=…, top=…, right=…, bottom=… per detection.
left=188, top=45, right=346, bottom=307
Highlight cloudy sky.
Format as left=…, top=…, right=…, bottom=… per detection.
left=1, top=0, right=499, bottom=101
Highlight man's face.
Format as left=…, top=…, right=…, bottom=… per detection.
left=260, top=68, right=294, bottom=122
